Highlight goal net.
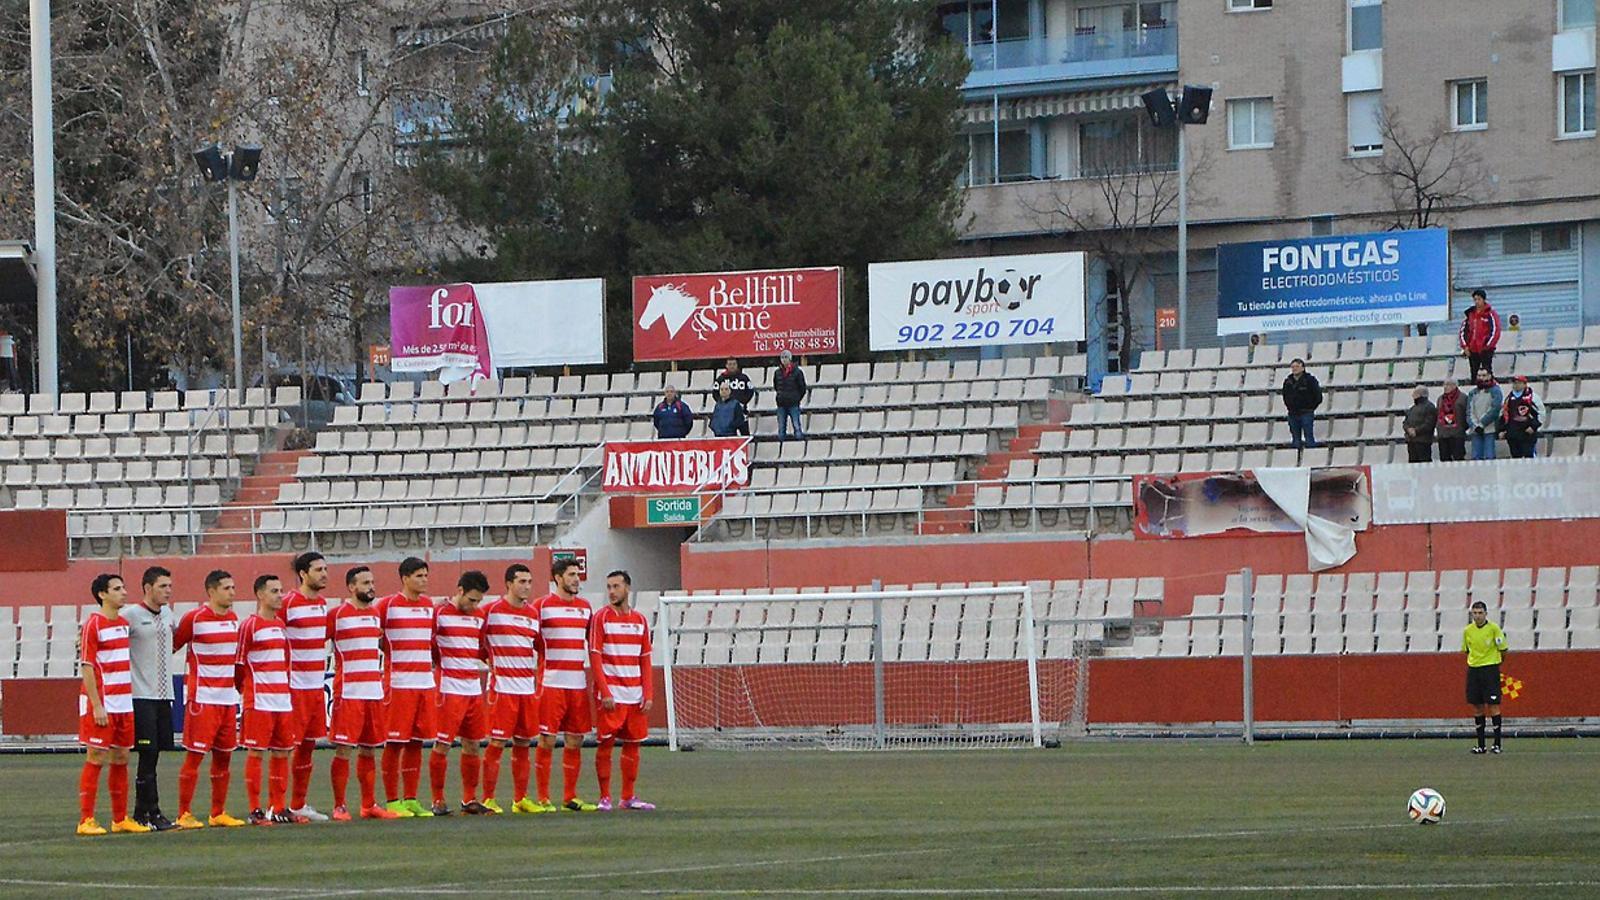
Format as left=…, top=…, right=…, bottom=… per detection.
left=660, top=585, right=1089, bottom=750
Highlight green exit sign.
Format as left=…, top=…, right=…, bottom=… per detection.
left=647, top=496, right=702, bottom=525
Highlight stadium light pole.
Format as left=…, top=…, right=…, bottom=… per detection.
left=193, top=144, right=262, bottom=391
left=1141, top=85, right=1212, bottom=352
left=30, top=0, right=58, bottom=397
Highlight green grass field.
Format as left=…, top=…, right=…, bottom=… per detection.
left=2, top=740, right=1598, bottom=897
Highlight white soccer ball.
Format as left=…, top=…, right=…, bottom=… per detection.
left=1407, top=788, right=1446, bottom=824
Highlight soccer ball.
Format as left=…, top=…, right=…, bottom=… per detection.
left=994, top=268, right=1023, bottom=310
left=1407, top=788, right=1446, bottom=824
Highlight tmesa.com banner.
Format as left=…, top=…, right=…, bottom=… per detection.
left=1216, top=228, right=1449, bottom=335
left=632, top=267, right=841, bottom=362
left=867, top=251, right=1086, bottom=351
left=602, top=439, right=752, bottom=493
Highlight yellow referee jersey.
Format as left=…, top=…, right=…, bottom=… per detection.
left=1462, top=621, right=1507, bottom=668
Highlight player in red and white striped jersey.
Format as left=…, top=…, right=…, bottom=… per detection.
left=534, top=558, right=597, bottom=812
left=75, top=574, right=147, bottom=836
left=282, top=551, right=332, bottom=821
left=173, top=570, right=245, bottom=829
left=236, top=575, right=303, bottom=826
left=326, top=567, right=400, bottom=821
left=374, top=556, right=438, bottom=817
left=480, top=564, right=542, bottom=814
left=590, top=570, right=656, bottom=811
left=427, top=571, right=492, bottom=816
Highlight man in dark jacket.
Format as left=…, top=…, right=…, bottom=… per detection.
left=1435, top=379, right=1469, bottom=462
left=1459, top=289, right=1502, bottom=381
left=714, top=358, right=754, bottom=407
left=652, top=386, right=694, bottom=439
left=708, top=384, right=749, bottom=437
left=1500, top=375, right=1544, bottom=459
left=772, top=349, right=807, bottom=441
left=1280, top=358, right=1322, bottom=449
left=1402, top=385, right=1437, bottom=463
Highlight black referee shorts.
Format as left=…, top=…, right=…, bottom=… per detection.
left=133, top=698, right=178, bottom=751
left=1466, top=664, right=1501, bottom=706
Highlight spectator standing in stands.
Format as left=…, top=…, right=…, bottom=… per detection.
left=1435, top=378, right=1469, bottom=462
left=1459, top=289, right=1502, bottom=381
left=1402, top=386, right=1437, bottom=463
left=772, top=349, right=808, bottom=441
left=651, top=387, right=694, bottom=439
left=714, top=358, right=754, bottom=408
left=1500, top=374, right=1544, bottom=459
left=708, top=384, right=749, bottom=437
left=122, top=566, right=178, bottom=831
left=1466, top=370, right=1503, bottom=460
left=1280, top=358, right=1322, bottom=449
left=1506, top=313, right=1521, bottom=332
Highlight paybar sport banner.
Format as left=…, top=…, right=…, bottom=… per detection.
left=867, top=252, right=1086, bottom=352
left=1215, top=228, right=1450, bottom=336
left=632, top=267, right=841, bottom=362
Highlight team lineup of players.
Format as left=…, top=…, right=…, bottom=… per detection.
left=74, top=553, right=655, bottom=834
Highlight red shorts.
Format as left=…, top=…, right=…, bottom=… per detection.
left=486, top=692, right=540, bottom=742
left=596, top=703, right=650, bottom=743
left=183, top=703, right=239, bottom=753
left=384, top=688, right=437, bottom=743
left=330, top=698, right=386, bottom=747
left=434, top=693, right=488, bottom=745
left=291, top=689, right=327, bottom=741
left=241, top=708, right=297, bottom=751
left=539, top=687, right=593, bottom=736
left=79, top=700, right=134, bottom=750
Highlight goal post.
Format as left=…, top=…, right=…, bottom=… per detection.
left=660, top=585, right=1053, bottom=750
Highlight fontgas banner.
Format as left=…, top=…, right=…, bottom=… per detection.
left=1215, top=228, right=1450, bottom=335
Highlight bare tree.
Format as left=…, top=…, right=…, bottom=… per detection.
left=1022, top=146, right=1210, bottom=372
left=1346, top=105, right=1492, bottom=231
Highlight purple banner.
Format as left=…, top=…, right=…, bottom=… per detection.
left=388, top=284, right=492, bottom=379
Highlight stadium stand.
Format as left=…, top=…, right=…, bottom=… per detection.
left=13, top=568, right=1596, bottom=680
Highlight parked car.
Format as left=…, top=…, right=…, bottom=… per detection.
left=259, top=372, right=356, bottom=430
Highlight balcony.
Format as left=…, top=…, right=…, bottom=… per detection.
left=963, top=24, right=1177, bottom=93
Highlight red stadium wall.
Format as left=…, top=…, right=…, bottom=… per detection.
left=0, top=510, right=68, bottom=572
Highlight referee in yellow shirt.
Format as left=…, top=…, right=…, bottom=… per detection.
left=1462, top=600, right=1508, bottom=754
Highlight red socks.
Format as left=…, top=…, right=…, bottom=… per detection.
left=381, top=744, right=401, bottom=802
left=178, top=751, right=203, bottom=815
left=595, top=741, right=614, bottom=801
left=246, top=754, right=264, bottom=810
left=79, top=761, right=102, bottom=821
left=356, top=753, right=377, bottom=809
left=482, top=743, right=503, bottom=800
left=402, top=741, right=423, bottom=800
left=209, top=752, right=232, bottom=817
left=621, top=743, right=640, bottom=801
left=429, top=751, right=449, bottom=806
left=107, top=763, right=128, bottom=822
left=460, top=753, right=481, bottom=803
left=562, top=746, right=581, bottom=804
left=269, top=755, right=288, bottom=813
left=330, top=756, right=350, bottom=809
left=291, top=741, right=315, bottom=809
left=533, top=744, right=551, bottom=803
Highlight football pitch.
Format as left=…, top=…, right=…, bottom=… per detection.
left=3, top=739, right=1598, bottom=897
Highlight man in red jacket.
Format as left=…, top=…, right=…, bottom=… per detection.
left=1459, top=289, right=1501, bottom=382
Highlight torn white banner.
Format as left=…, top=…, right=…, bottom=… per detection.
left=1253, top=467, right=1358, bottom=572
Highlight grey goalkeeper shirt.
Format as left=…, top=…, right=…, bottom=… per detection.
left=121, top=602, right=176, bottom=701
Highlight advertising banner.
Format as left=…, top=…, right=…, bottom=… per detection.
left=602, top=439, right=753, bottom=493
left=389, top=279, right=606, bottom=380
left=632, top=267, right=841, bottom=362
left=1369, top=458, right=1600, bottom=525
left=1133, top=468, right=1372, bottom=540
left=867, top=252, right=1086, bottom=351
left=1216, top=228, right=1450, bottom=335
left=389, top=283, right=491, bottom=379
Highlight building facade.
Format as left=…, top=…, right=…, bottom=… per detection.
left=948, top=0, right=1600, bottom=380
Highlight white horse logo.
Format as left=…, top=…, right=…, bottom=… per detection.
left=637, top=284, right=701, bottom=339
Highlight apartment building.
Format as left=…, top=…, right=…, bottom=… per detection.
left=949, top=0, right=1600, bottom=376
